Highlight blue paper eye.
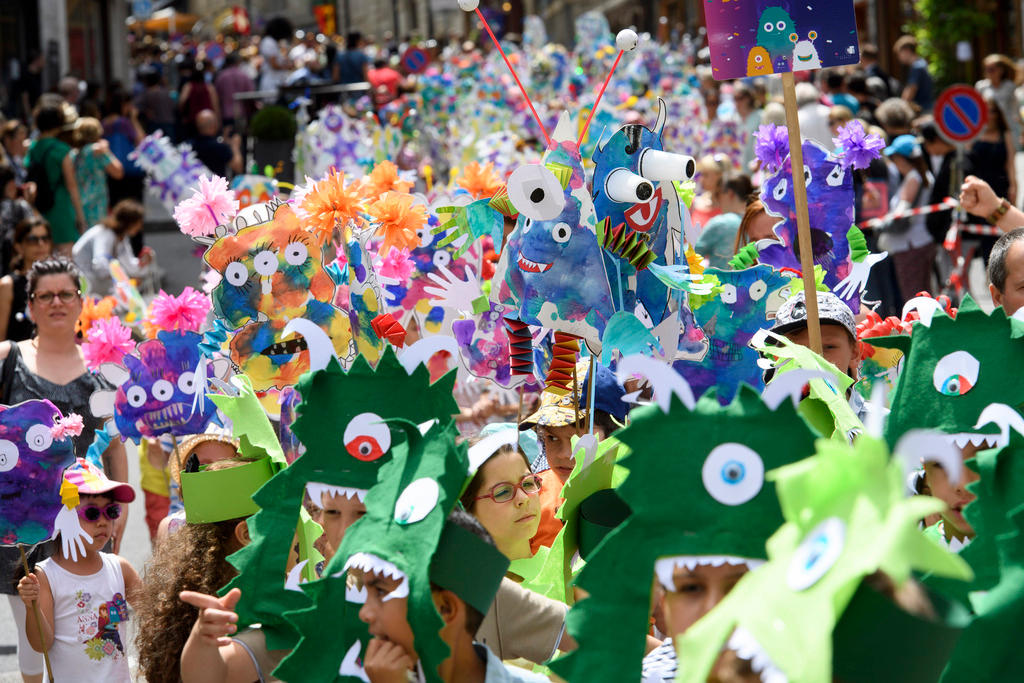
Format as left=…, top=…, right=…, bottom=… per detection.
left=702, top=443, right=764, bottom=506
left=787, top=517, right=846, bottom=590
left=932, top=351, right=979, bottom=397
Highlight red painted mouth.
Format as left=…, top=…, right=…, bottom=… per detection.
left=624, top=191, right=665, bottom=232
left=517, top=253, right=553, bottom=273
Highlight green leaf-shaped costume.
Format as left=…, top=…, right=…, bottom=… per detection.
left=276, top=419, right=469, bottom=683
left=551, top=386, right=819, bottom=682
left=220, top=348, right=458, bottom=652
left=675, top=434, right=973, bottom=683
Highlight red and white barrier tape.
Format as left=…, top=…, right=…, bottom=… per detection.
left=857, top=197, right=958, bottom=229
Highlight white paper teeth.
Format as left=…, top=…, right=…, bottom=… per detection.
left=284, top=560, right=308, bottom=592
left=306, top=482, right=369, bottom=506
left=346, top=583, right=368, bottom=605
left=946, top=432, right=1000, bottom=451
left=727, top=627, right=789, bottom=683
left=654, top=555, right=764, bottom=592
left=339, top=552, right=409, bottom=601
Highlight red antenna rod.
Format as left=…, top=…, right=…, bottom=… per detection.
left=465, top=3, right=551, bottom=147
left=578, top=30, right=639, bottom=148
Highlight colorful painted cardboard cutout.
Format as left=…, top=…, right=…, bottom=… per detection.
left=491, top=113, right=615, bottom=352
left=674, top=265, right=791, bottom=403
left=703, top=0, right=860, bottom=79
left=230, top=174, right=281, bottom=210
left=674, top=433, right=972, bottom=683
left=0, top=400, right=88, bottom=555
left=89, top=331, right=230, bottom=443
left=552, top=385, right=819, bottom=682
left=222, top=349, right=459, bottom=654
left=203, top=200, right=358, bottom=390
left=130, top=131, right=212, bottom=214
left=277, top=420, right=468, bottom=683
left=871, top=296, right=1024, bottom=450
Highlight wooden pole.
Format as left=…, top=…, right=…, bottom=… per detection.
left=19, top=545, right=54, bottom=682
left=780, top=71, right=823, bottom=355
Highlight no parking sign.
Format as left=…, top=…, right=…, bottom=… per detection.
left=934, top=85, right=988, bottom=145
left=401, top=47, right=429, bottom=74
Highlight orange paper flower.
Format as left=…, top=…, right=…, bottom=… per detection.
left=76, top=296, right=118, bottom=338
left=301, top=170, right=365, bottom=239
left=366, top=192, right=427, bottom=255
left=364, top=161, right=413, bottom=198
left=458, top=161, right=503, bottom=199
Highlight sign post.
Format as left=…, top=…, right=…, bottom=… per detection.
left=702, top=1, right=861, bottom=354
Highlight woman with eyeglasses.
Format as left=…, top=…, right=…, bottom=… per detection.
left=0, top=217, right=53, bottom=341
left=459, top=428, right=577, bottom=666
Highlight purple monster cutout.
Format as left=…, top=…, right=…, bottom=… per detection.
left=90, top=330, right=230, bottom=444
left=0, top=400, right=82, bottom=549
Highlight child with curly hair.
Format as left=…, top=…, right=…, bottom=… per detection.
left=16, top=460, right=141, bottom=683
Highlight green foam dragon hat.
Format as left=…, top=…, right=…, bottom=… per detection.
left=276, top=419, right=469, bottom=683
left=221, top=349, right=459, bottom=653
left=551, top=384, right=820, bottom=682
left=675, top=432, right=973, bottom=683
left=871, top=295, right=1024, bottom=449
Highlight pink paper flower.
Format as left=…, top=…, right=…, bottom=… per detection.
left=81, top=317, right=136, bottom=371
left=173, top=175, right=238, bottom=237
left=377, top=246, right=415, bottom=282
left=147, top=287, right=212, bottom=333
left=51, top=413, right=85, bottom=440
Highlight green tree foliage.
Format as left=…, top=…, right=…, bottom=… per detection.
left=905, top=0, right=993, bottom=87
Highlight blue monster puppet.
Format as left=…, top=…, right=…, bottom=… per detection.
left=89, top=331, right=230, bottom=443
left=491, top=113, right=615, bottom=352
left=591, top=98, right=697, bottom=326
left=675, top=265, right=791, bottom=403
left=0, top=400, right=89, bottom=555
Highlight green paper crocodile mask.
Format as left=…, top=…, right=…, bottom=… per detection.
left=871, top=296, right=1024, bottom=450
left=221, top=348, right=458, bottom=654
left=674, top=432, right=973, bottom=683
left=276, top=419, right=469, bottom=683
left=551, top=384, right=820, bottom=682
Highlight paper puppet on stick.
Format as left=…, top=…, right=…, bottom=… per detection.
left=491, top=113, right=616, bottom=352
left=0, top=400, right=91, bottom=559
left=702, top=0, right=860, bottom=79
left=130, top=131, right=212, bottom=215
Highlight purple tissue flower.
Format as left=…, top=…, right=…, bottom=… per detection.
left=834, top=121, right=885, bottom=170
left=754, top=124, right=791, bottom=173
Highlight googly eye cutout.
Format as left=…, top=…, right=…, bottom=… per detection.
left=720, top=284, right=738, bottom=305
left=803, top=165, right=812, bottom=186
left=432, top=250, right=451, bottom=268
left=284, top=242, right=308, bottom=266
left=394, top=477, right=440, bottom=525
left=826, top=165, right=845, bottom=187
left=551, top=222, right=572, bottom=244
left=787, top=517, right=846, bottom=591
left=225, top=261, right=248, bottom=286
left=254, top=250, right=278, bottom=277
left=344, top=413, right=391, bottom=462
left=177, top=371, right=197, bottom=395
left=126, top=385, right=147, bottom=408
left=417, top=227, right=432, bottom=248
left=26, top=424, right=54, bottom=453
left=0, top=440, right=17, bottom=472
left=506, top=164, right=566, bottom=222
left=932, top=350, right=980, bottom=396
left=763, top=22, right=774, bottom=32
left=772, top=178, right=788, bottom=201
left=152, top=380, right=174, bottom=403
left=701, top=443, right=764, bottom=505
left=749, top=279, right=767, bottom=301
left=776, top=20, right=786, bottom=30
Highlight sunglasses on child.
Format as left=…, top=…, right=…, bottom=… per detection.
left=77, top=503, right=122, bottom=522
left=475, top=474, right=543, bottom=504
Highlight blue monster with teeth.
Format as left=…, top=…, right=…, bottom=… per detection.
left=491, top=113, right=615, bottom=351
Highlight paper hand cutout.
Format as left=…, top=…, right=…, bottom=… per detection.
left=834, top=251, right=887, bottom=302
left=424, top=264, right=485, bottom=314
left=53, top=503, right=91, bottom=562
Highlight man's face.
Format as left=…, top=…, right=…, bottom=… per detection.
left=536, top=424, right=585, bottom=483
left=990, top=241, right=1024, bottom=316
left=356, top=569, right=416, bottom=659
left=784, top=324, right=858, bottom=378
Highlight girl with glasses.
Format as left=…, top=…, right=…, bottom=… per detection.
left=0, top=217, right=53, bottom=341
left=16, top=459, right=141, bottom=683
left=0, top=257, right=130, bottom=683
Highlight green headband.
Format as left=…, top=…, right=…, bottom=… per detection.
left=181, top=456, right=276, bottom=523
left=429, top=521, right=510, bottom=615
